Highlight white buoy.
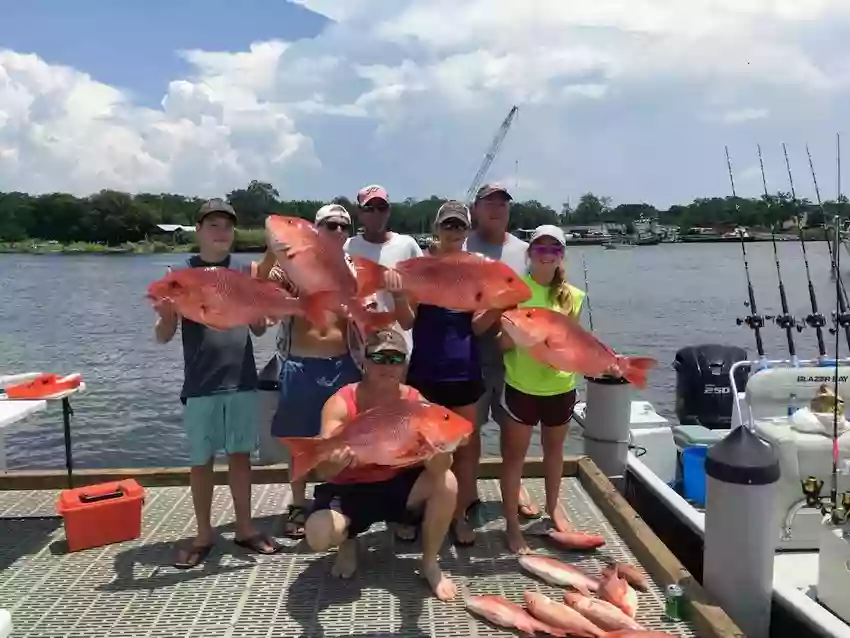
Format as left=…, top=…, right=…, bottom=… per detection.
left=256, top=356, right=288, bottom=466
left=582, top=376, right=633, bottom=480
left=703, top=426, right=780, bottom=638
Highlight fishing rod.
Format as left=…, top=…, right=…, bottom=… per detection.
left=757, top=144, right=801, bottom=364
left=581, top=253, right=594, bottom=332
left=828, top=214, right=842, bottom=519
left=806, top=143, right=850, bottom=350
left=783, top=142, right=828, bottom=361
left=726, top=146, right=767, bottom=364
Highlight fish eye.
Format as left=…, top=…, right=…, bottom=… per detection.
left=443, top=413, right=450, bottom=421
left=525, top=311, right=532, bottom=318
left=475, top=291, right=483, bottom=302
left=506, top=276, right=515, bottom=283
left=168, top=280, right=182, bottom=290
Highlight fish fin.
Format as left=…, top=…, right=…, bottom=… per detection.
left=279, top=436, right=324, bottom=483
left=302, top=293, right=338, bottom=329
left=350, top=255, right=388, bottom=298
left=348, top=303, right=396, bottom=332
left=616, top=356, right=658, bottom=390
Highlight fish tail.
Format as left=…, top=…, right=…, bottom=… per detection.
left=616, top=355, right=658, bottom=390
left=350, top=255, right=388, bottom=298
left=348, top=302, right=396, bottom=332
left=279, top=436, right=324, bottom=483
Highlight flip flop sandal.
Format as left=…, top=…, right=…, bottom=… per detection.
left=234, top=533, right=281, bottom=555
left=283, top=504, right=309, bottom=539
left=173, top=543, right=214, bottom=570
left=449, top=520, right=475, bottom=548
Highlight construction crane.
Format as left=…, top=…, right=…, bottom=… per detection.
left=464, top=105, right=519, bottom=205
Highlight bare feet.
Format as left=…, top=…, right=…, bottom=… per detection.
left=330, top=538, right=358, bottom=579
left=548, top=504, right=572, bottom=533
left=450, top=518, right=476, bottom=546
left=506, top=523, right=531, bottom=554
left=420, top=558, right=457, bottom=601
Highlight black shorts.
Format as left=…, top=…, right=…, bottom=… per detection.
left=410, top=378, right=485, bottom=409
left=311, top=466, right=425, bottom=537
left=501, top=384, right=577, bottom=427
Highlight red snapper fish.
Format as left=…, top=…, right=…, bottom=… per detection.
left=264, top=215, right=392, bottom=330
left=546, top=529, right=607, bottom=551
left=500, top=307, right=658, bottom=389
left=146, top=266, right=306, bottom=330
left=466, top=595, right=566, bottom=636
left=601, top=561, right=650, bottom=592
left=280, top=398, right=473, bottom=483
left=523, top=591, right=605, bottom=638
left=517, top=555, right=601, bottom=592
left=598, top=565, right=639, bottom=618
left=563, top=589, right=645, bottom=632
left=353, top=251, right=532, bottom=311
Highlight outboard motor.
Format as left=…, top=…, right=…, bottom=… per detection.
left=674, top=344, right=748, bottom=429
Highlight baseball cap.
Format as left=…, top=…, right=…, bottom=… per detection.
left=197, top=198, right=237, bottom=224
left=356, top=184, right=390, bottom=207
left=435, top=200, right=471, bottom=227
left=474, top=183, right=512, bottom=202
left=315, top=203, right=351, bottom=226
left=530, top=224, right=567, bottom=247
left=364, top=328, right=409, bottom=356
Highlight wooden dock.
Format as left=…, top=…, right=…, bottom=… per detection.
left=0, top=458, right=742, bottom=637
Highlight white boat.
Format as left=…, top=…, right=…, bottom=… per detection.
left=572, top=349, right=850, bottom=637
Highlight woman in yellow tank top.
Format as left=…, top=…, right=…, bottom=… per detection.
left=498, top=224, right=586, bottom=554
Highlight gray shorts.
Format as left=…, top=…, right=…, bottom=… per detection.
left=476, top=366, right=507, bottom=428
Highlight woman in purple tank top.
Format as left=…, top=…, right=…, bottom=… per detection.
left=393, top=201, right=503, bottom=547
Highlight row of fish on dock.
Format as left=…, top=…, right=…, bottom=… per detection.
left=147, top=214, right=658, bottom=390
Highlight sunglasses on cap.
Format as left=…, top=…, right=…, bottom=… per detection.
left=365, top=351, right=406, bottom=365
left=531, top=243, right=565, bottom=256
left=360, top=202, right=390, bottom=213
left=321, top=221, right=351, bottom=232
left=439, top=219, right=469, bottom=231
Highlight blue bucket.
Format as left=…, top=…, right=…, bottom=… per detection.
left=681, top=446, right=708, bottom=507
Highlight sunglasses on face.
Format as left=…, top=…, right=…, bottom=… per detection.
left=439, top=220, right=469, bottom=232
left=366, top=351, right=406, bottom=365
left=361, top=203, right=390, bottom=213
left=321, top=221, right=350, bottom=232
left=531, top=244, right=565, bottom=257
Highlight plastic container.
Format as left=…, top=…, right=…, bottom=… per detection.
left=681, top=446, right=709, bottom=507
left=56, top=479, right=145, bottom=552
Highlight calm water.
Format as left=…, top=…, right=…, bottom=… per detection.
left=1, top=241, right=847, bottom=470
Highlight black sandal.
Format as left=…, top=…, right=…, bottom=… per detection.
left=173, top=543, right=214, bottom=569
left=234, top=532, right=281, bottom=555
left=283, top=504, right=309, bottom=539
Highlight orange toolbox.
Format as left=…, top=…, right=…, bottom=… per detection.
left=56, top=479, right=146, bottom=552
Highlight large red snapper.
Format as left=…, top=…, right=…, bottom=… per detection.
left=353, top=251, right=531, bottom=312
left=146, top=266, right=306, bottom=330
left=465, top=595, right=566, bottom=637
left=280, top=398, right=473, bottom=483
left=500, top=307, right=657, bottom=389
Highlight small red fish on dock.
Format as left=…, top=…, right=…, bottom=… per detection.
left=601, top=561, right=650, bottom=591
left=523, top=591, right=605, bottom=637
left=563, top=589, right=645, bottom=632
left=265, top=214, right=392, bottom=330
left=500, top=307, right=658, bottom=389
left=598, top=565, right=639, bottom=618
left=353, top=251, right=532, bottom=312
left=547, top=529, right=606, bottom=551
left=466, top=594, right=566, bottom=636
left=147, top=267, right=306, bottom=330
left=602, top=632, right=677, bottom=638
left=281, top=398, right=473, bottom=483
left=517, top=555, right=601, bottom=591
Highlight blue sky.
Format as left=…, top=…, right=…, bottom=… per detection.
left=1, top=1, right=849, bottom=208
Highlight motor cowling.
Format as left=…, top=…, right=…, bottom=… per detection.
left=674, top=344, right=748, bottom=429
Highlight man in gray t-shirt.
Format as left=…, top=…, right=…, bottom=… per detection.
left=464, top=184, right=541, bottom=519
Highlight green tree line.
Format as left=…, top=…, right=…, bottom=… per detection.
left=2, top=179, right=849, bottom=246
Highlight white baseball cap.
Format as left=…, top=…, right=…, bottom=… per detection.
left=529, top=224, right=567, bottom=247
left=315, top=203, right=351, bottom=226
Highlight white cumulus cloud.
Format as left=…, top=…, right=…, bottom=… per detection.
left=1, top=0, right=849, bottom=207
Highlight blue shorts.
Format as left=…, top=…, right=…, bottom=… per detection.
left=271, top=354, right=361, bottom=438
left=183, top=390, right=259, bottom=466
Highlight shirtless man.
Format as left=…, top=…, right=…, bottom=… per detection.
left=255, top=203, right=366, bottom=538
left=304, top=328, right=458, bottom=601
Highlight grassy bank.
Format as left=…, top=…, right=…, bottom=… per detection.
left=0, top=229, right=269, bottom=255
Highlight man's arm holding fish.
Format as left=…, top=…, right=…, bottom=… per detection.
left=313, top=394, right=356, bottom=481
left=385, top=271, right=416, bottom=330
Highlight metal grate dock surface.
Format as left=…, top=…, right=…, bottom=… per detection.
left=0, top=478, right=698, bottom=637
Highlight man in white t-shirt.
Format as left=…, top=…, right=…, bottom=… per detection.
left=344, top=184, right=423, bottom=355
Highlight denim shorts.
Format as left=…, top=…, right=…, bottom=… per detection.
left=183, top=390, right=259, bottom=466
left=271, top=354, right=362, bottom=438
